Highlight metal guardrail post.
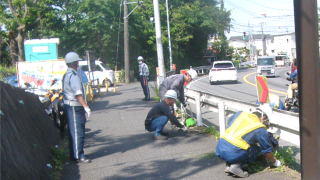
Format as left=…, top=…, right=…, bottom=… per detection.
left=195, top=93, right=202, bottom=126
left=97, top=78, right=101, bottom=96
left=105, top=77, right=109, bottom=92
left=218, top=102, right=226, bottom=138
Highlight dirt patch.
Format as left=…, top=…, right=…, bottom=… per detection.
left=1, top=81, right=61, bottom=180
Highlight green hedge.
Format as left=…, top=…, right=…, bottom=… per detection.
left=0, top=65, right=16, bottom=81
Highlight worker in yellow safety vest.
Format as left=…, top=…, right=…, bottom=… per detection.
left=215, top=104, right=282, bottom=178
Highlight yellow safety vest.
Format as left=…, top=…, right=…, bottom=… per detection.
left=222, top=112, right=267, bottom=150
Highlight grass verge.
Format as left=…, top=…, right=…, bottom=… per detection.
left=149, top=81, right=160, bottom=102
left=273, top=146, right=299, bottom=172
left=200, top=126, right=220, bottom=140
left=50, top=138, right=69, bottom=180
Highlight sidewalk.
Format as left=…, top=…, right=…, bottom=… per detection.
left=61, top=82, right=300, bottom=180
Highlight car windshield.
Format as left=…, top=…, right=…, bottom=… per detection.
left=214, top=63, right=233, bottom=68
left=100, top=62, right=111, bottom=70
left=257, top=58, right=274, bottom=65
left=275, top=56, right=284, bottom=60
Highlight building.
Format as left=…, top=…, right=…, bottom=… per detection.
left=227, top=33, right=297, bottom=62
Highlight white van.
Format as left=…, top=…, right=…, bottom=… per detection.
left=256, top=56, right=276, bottom=77
left=79, top=60, right=115, bottom=86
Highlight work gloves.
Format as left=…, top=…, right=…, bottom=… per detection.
left=84, top=106, right=91, bottom=118
left=273, top=159, right=282, bottom=167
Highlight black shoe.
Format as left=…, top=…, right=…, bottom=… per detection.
left=154, top=135, right=168, bottom=140
left=159, top=131, right=169, bottom=136
left=78, top=157, right=91, bottom=163
left=229, top=164, right=249, bottom=178
left=142, top=98, right=149, bottom=101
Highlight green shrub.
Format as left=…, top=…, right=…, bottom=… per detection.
left=233, top=60, right=240, bottom=68
left=149, top=81, right=160, bottom=102
left=0, top=65, right=16, bottom=81
left=274, top=146, right=299, bottom=170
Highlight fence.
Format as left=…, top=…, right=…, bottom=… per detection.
left=184, top=88, right=300, bottom=146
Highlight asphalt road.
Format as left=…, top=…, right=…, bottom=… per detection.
left=189, top=66, right=292, bottom=104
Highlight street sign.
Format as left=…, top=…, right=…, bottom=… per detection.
left=255, top=75, right=270, bottom=103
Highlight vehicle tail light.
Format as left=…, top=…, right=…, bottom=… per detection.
left=211, top=68, right=220, bottom=71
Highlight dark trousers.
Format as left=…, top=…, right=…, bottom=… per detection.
left=65, top=105, right=87, bottom=159
left=147, top=116, right=169, bottom=136
left=140, top=75, right=150, bottom=100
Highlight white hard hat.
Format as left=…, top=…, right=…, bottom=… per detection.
left=187, top=69, right=197, bottom=80
left=137, top=56, right=144, bottom=61
left=165, top=90, right=178, bottom=100
left=257, top=104, right=273, bottom=121
left=65, top=52, right=82, bottom=64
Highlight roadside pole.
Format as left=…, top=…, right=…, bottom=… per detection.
left=166, top=0, right=173, bottom=71
left=124, top=0, right=130, bottom=84
left=294, top=0, right=320, bottom=179
left=153, top=0, right=166, bottom=86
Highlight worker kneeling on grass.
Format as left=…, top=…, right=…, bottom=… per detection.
left=144, top=90, right=187, bottom=140
left=215, top=104, right=281, bottom=178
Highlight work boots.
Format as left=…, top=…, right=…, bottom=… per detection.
left=229, top=163, right=249, bottom=178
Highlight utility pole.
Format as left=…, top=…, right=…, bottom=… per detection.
left=260, top=22, right=266, bottom=55
left=153, top=0, right=165, bottom=85
left=166, top=0, right=173, bottom=71
left=124, top=0, right=130, bottom=84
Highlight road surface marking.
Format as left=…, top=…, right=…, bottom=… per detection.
left=243, top=72, right=288, bottom=95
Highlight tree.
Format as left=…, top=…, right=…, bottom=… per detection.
left=0, top=0, right=57, bottom=62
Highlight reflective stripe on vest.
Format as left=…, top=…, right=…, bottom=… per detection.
left=222, top=112, right=267, bottom=150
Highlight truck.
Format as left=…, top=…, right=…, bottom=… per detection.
left=256, top=56, right=276, bottom=77
left=17, top=59, right=115, bottom=90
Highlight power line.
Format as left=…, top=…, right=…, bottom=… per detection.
left=243, top=0, right=294, bottom=11
left=225, top=0, right=258, bottom=16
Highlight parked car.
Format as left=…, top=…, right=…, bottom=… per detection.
left=256, top=56, right=276, bottom=77
left=79, top=60, right=115, bottom=86
left=209, top=60, right=238, bottom=85
left=3, top=75, right=18, bottom=87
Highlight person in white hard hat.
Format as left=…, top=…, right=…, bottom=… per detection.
left=63, top=52, right=91, bottom=163
left=144, top=90, right=187, bottom=140
left=137, top=56, right=150, bottom=101
left=215, top=104, right=281, bottom=178
left=159, top=69, right=197, bottom=107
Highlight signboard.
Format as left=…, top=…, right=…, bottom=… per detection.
left=17, top=60, right=67, bottom=90
left=255, top=75, right=270, bottom=103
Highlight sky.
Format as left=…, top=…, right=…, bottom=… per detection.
left=223, top=0, right=319, bottom=39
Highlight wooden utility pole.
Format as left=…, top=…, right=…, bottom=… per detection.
left=124, top=0, right=130, bottom=84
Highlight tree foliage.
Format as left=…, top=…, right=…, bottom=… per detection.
left=0, top=0, right=231, bottom=80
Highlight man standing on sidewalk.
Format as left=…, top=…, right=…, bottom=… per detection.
left=63, top=52, right=92, bottom=163
left=144, top=90, right=187, bottom=140
left=137, top=56, right=150, bottom=101
left=159, top=69, right=197, bottom=107
left=215, top=104, right=281, bottom=177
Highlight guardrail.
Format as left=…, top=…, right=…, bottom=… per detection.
left=184, top=88, right=300, bottom=146
left=240, top=61, right=256, bottom=67
left=192, top=66, right=211, bottom=74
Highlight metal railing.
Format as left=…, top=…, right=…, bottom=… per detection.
left=184, top=88, right=300, bottom=146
